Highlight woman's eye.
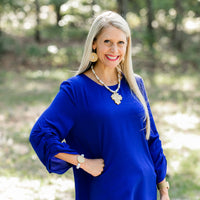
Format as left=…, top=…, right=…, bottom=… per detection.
left=118, top=41, right=125, bottom=45
left=104, top=40, right=110, bottom=43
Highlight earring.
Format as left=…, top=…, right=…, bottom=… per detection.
left=90, top=52, right=98, bottom=62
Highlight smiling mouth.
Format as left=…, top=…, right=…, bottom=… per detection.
left=106, top=55, right=119, bottom=61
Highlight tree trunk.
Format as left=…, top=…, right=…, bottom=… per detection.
left=90, top=0, right=95, bottom=17
left=117, top=0, right=127, bottom=19
left=145, top=0, right=155, bottom=49
left=55, top=5, right=62, bottom=26
left=172, top=0, right=183, bottom=51
left=0, top=11, right=2, bottom=36
left=34, top=0, right=41, bottom=42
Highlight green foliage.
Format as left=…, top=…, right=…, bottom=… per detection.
left=94, top=0, right=116, bottom=11
left=1, top=68, right=200, bottom=199
left=40, top=25, right=63, bottom=39
left=178, top=41, right=200, bottom=70
left=25, top=44, right=48, bottom=57
left=64, top=27, right=88, bottom=40
left=166, top=149, right=200, bottom=199
left=40, top=24, right=88, bottom=41
left=49, top=0, right=66, bottom=7
left=153, top=0, right=174, bottom=10
left=0, top=0, right=200, bottom=198
left=0, top=33, right=16, bottom=54
left=128, top=0, right=146, bottom=13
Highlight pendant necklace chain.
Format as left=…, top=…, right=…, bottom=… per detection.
left=91, top=66, right=122, bottom=105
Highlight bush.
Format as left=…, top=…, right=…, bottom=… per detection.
left=25, top=44, right=48, bottom=58
left=0, top=34, right=16, bottom=54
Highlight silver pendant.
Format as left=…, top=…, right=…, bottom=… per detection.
left=111, top=92, right=122, bottom=105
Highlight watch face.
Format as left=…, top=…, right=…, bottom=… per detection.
left=78, top=155, right=85, bottom=163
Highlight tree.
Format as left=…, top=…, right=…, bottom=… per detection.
left=90, top=0, right=96, bottom=17
left=117, top=0, right=127, bottom=19
left=145, top=0, right=155, bottom=49
left=171, top=0, right=183, bottom=50
left=34, top=0, right=41, bottom=42
left=0, top=0, right=11, bottom=36
left=49, top=0, right=66, bottom=26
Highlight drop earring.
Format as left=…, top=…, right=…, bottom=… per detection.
left=90, top=52, right=98, bottom=62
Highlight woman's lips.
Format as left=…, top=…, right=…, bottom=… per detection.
left=106, top=55, right=119, bottom=61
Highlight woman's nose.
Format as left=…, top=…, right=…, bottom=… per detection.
left=110, top=44, right=118, bottom=53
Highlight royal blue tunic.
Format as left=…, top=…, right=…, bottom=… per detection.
left=30, top=74, right=167, bottom=200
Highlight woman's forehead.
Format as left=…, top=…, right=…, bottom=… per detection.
left=98, top=26, right=127, bottom=40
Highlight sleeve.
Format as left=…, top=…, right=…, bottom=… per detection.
left=136, top=75, right=167, bottom=184
left=29, top=80, right=79, bottom=174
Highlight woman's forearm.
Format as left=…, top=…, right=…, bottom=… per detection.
left=55, top=153, right=104, bottom=177
left=158, top=179, right=170, bottom=200
left=55, top=153, right=79, bottom=166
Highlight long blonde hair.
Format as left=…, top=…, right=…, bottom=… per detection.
left=76, top=11, right=150, bottom=139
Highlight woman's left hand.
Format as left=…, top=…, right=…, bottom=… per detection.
left=159, top=188, right=170, bottom=200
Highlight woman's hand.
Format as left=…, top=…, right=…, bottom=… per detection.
left=159, top=188, right=170, bottom=200
left=81, top=158, right=104, bottom=177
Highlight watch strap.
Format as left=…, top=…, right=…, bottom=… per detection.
left=157, top=181, right=170, bottom=190
left=76, top=163, right=81, bottom=169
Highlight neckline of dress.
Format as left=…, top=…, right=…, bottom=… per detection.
left=80, top=73, right=124, bottom=89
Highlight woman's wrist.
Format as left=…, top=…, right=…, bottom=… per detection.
left=79, top=158, right=89, bottom=170
left=159, top=187, right=169, bottom=194
left=157, top=179, right=170, bottom=190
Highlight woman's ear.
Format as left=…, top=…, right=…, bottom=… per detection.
left=92, top=40, right=97, bottom=50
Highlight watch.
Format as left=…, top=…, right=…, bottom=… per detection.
left=157, top=181, right=170, bottom=190
left=76, top=154, right=85, bottom=169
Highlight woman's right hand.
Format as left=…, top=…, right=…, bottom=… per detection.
left=81, top=158, right=104, bottom=177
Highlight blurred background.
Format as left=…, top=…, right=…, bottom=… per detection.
left=0, top=0, right=200, bottom=199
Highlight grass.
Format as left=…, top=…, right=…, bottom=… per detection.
left=0, top=68, right=75, bottom=199
left=0, top=28, right=200, bottom=198
left=0, top=67, right=200, bottom=200
left=1, top=7, right=199, bottom=198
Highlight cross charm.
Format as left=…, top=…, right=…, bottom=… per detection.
left=111, top=92, right=122, bottom=105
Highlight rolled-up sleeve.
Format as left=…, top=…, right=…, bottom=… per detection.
left=136, top=75, right=167, bottom=183
left=29, top=81, right=79, bottom=174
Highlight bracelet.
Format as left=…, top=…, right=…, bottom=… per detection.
left=76, top=154, right=85, bottom=169
left=76, top=163, right=81, bottom=169
left=157, top=181, right=170, bottom=190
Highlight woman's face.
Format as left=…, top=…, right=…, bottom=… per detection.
left=92, top=26, right=127, bottom=69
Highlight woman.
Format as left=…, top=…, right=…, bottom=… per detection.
left=30, top=11, right=170, bottom=200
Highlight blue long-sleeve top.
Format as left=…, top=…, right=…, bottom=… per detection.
left=30, top=74, right=167, bottom=200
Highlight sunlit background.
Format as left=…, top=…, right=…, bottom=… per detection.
left=0, top=0, right=200, bottom=199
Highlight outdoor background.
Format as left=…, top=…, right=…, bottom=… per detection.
left=0, top=0, right=200, bottom=199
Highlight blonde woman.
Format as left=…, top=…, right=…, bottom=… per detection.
left=30, top=11, right=170, bottom=200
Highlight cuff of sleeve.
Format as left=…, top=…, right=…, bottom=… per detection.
left=47, top=143, right=79, bottom=174
left=47, top=151, right=79, bottom=174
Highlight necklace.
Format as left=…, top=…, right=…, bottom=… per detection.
left=91, top=66, right=122, bottom=105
